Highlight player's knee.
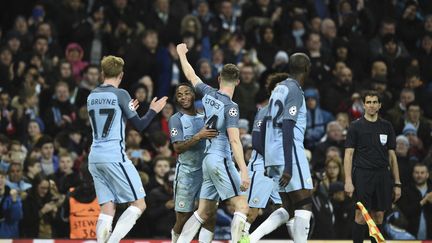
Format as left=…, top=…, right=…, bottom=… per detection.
left=234, top=199, right=249, bottom=215
left=131, top=198, right=146, bottom=212
left=101, top=201, right=116, bottom=216
left=293, top=197, right=312, bottom=211
left=247, top=208, right=260, bottom=223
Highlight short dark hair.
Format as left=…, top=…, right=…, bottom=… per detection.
left=413, top=162, right=428, bottom=170
left=362, top=90, right=381, bottom=103
left=406, top=101, right=421, bottom=111
left=0, top=134, right=9, bottom=146
left=220, top=64, right=240, bottom=83
left=289, top=53, right=311, bottom=75
left=35, top=135, right=54, bottom=148
left=267, top=73, right=289, bottom=93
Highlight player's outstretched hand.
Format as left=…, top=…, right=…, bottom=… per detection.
left=197, top=126, right=218, bottom=139
left=130, top=99, right=139, bottom=111
left=279, top=171, right=292, bottom=187
left=176, top=43, right=189, bottom=56
left=150, top=96, right=168, bottom=113
left=240, top=170, right=250, bottom=192
left=345, top=182, right=355, bottom=198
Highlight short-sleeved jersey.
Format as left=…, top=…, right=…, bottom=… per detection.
left=264, top=78, right=307, bottom=166
left=87, top=85, right=137, bottom=163
left=195, top=82, right=239, bottom=159
left=248, top=106, right=268, bottom=171
left=169, top=112, right=206, bottom=172
left=345, top=117, right=396, bottom=169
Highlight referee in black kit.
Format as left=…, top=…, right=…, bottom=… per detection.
left=344, top=90, right=401, bottom=243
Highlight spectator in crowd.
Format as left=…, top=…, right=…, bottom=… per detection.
left=387, top=88, right=415, bottom=128
left=49, top=152, right=79, bottom=194
left=396, top=135, right=416, bottom=185
left=43, top=81, right=76, bottom=136
left=321, top=66, right=355, bottom=114
left=397, top=102, right=432, bottom=149
left=146, top=170, right=175, bottom=238
left=312, top=175, right=335, bottom=239
left=60, top=162, right=99, bottom=239
left=20, top=175, right=62, bottom=238
left=22, top=158, right=41, bottom=185
left=0, top=170, right=22, bottom=238
left=312, top=121, right=345, bottom=171
left=330, top=181, right=354, bottom=239
left=36, top=136, right=59, bottom=176
left=126, top=129, right=152, bottom=174
left=304, top=88, right=334, bottom=150
left=131, top=84, right=150, bottom=115
left=70, top=64, right=100, bottom=108
left=318, top=157, right=344, bottom=197
left=6, top=163, right=32, bottom=197
left=145, top=156, right=171, bottom=192
left=403, top=123, right=426, bottom=161
left=23, top=119, right=45, bottom=150
left=416, top=33, right=432, bottom=83
left=398, top=163, right=432, bottom=239
left=233, top=64, right=259, bottom=123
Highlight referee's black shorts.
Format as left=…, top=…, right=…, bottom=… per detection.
left=353, top=167, right=393, bottom=211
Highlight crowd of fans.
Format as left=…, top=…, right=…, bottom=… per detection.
left=0, top=0, right=431, bottom=240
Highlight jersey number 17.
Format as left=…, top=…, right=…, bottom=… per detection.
left=89, top=108, right=116, bottom=139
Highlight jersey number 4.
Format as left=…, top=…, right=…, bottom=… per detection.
left=89, top=108, right=115, bottom=139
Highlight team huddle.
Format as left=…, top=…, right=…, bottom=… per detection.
left=86, top=44, right=314, bottom=243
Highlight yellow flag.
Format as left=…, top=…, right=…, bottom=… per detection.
left=356, top=202, right=385, bottom=243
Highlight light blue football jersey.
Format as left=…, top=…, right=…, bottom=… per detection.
left=87, top=85, right=137, bottom=164
left=264, top=78, right=307, bottom=167
left=169, top=112, right=206, bottom=172
left=195, top=82, right=239, bottom=160
left=248, top=106, right=268, bottom=171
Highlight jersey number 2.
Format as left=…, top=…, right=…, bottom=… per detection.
left=89, top=109, right=115, bottom=139
left=268, top=98, right=283, bottom=126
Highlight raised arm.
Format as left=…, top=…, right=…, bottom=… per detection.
left=176, top=43, right=202, bottom=87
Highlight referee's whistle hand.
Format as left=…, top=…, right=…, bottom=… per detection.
left=279, top=172, right=292, bottom=187
left=344, top=182, right=354, bottom=198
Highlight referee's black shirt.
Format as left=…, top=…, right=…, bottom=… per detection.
left=345, top=117, right=396, bottom=169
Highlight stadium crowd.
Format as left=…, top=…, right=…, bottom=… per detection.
left=0, top=0, right=431, bottom=240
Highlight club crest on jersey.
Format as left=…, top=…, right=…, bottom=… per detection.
left=379, top=134, right=387, bottom=145
left=289, top=106, right=297, bottom=116
left=178, top=201, right=185, bottom=208
left=229, top=107, right=238, bottom=117
left=171, top=128, right=178, bottom=137
left=128, top=100, right=136, bottom=111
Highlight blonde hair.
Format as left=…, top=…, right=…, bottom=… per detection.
left=101, top=55, right=124, bottom=78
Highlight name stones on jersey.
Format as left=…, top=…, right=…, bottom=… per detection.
left=229, top=107, right=238, bottom=117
